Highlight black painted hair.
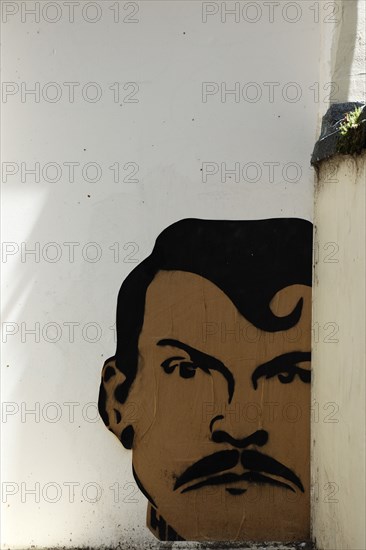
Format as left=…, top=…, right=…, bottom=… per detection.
left=108, top=218, right=312, bottom=405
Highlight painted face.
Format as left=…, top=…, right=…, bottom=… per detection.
left=116, top=270, right=311, bottom=541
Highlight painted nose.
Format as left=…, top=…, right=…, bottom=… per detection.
left=210, top=414, right=269, bottom=448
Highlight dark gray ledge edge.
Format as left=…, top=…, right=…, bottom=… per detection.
left=311, top=102, right=366, bottom=167
left=19, top=543, right=315, bottom=550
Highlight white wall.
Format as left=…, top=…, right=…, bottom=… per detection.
left=2, top=1, right=322, bottom=547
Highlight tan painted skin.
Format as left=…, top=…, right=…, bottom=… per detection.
left=102, top=271, right=311, bottom=541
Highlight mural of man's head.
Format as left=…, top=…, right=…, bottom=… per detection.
left=98, top=218, right=313, bottom=542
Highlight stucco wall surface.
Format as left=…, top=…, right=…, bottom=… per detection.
left=311, top=2, right=366, bottom=548
left=312, top=152, right=366, bottom=550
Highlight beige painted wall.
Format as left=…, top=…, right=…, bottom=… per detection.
left=312, top=2, right=365, bottom=546
left=312, top=152, right=366, bottom=550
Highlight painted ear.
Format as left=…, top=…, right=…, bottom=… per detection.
left=98, top=358, right=135, bottom=449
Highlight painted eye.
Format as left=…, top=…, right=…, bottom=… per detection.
left=277, top=372, right=296, bottom=384
left=161, top=357, right=197, bottom=379
left=276, top=368, right=310, bottom=385
left=178, top=361, right=197, bottom=379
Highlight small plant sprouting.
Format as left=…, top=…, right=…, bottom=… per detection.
left=339, top=106, right=363, bottom=136
left=337, top=106, right=365, bottom=155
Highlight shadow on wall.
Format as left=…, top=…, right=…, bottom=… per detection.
left=331, top=0, right=359, bottom=102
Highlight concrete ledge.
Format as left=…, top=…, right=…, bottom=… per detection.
left=20, top=543, right=315, bottom=550
left=311, top=102, right=366, bottom=167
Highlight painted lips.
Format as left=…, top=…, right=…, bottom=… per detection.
left=174, top=449, right=304, bottom=494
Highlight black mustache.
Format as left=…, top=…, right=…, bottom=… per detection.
left=174, top=449, right=304, bottom=493
left=241, top=450, right=304, bottom=492
left=174, top=450, right=239, bottom=491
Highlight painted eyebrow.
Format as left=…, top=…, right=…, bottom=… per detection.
left=251, top=351, right=311, bottom=390
left=157, top=338, right=235, bottom=402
